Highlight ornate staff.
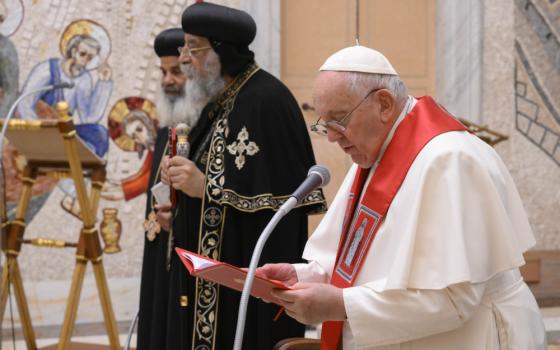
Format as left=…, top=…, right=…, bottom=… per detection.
left=166, top=123, right=191, bottom=269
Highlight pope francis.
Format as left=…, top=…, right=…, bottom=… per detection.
left=257, top=45, right=547, bottom=350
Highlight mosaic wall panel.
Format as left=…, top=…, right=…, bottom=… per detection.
left=0, top=0, right=238, bottom=330
left=514, top=0, right=560, bottom=166
left=485, top=0, right=560, bottom=249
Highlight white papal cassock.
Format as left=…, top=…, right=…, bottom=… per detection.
left=294, top=98, right=547, bottom=349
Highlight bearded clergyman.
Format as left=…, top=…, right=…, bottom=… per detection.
left=151, top=3, right=327, bottom=350
left=136, top=27, right=191, bottom=350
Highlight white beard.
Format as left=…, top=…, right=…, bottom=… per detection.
left=181, top=50, right=226, bottom=123
left=155, top=84, right=194, bottom=128
left=156, top=50, right=225, bottom=129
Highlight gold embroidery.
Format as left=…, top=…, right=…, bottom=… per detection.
left=221, top=189, right=326, bottom=213
left=192, top=64, right=259, bottom=350
left=203, top=208, right=222, bottom=227
left=205, top=65, right=260, bottom=205
left=227, top=126, right=260, bottom=170
left=194, top=229, right=221, bottom=345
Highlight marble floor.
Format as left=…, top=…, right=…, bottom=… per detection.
left=2, top=308, right=559, bottom=349
left=0, top=334, right=136, bottom=350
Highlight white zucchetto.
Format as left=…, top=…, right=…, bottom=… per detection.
left=319, top=45, right=398, bottom=75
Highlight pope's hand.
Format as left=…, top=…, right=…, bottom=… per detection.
left=155, top=203, right=172, bottom=231
left=256, top=263, right=299, bottom=287
left=167, top=156, right=205, bottom=198
left=271, top=283, right=346, bottom=325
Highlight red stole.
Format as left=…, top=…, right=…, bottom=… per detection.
left=320, top=96, right=468, bottom=350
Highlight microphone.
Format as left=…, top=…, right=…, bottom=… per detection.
left=279, top=165, right=330, bottom=213
left=291, top=165, right=330, bottom=202
left=233, top=165, right=330, bottom=350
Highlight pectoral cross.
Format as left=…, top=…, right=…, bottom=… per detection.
left=143, top=211, right=161, bottom=241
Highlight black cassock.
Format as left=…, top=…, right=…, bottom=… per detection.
left=141, top=64, right=326, bottom=350
left=137, top=127, right=171, bottom=350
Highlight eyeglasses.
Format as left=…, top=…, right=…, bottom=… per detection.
left=177, top=45, right=212, bottom=58
left=310, top=88, right=382, bottom=136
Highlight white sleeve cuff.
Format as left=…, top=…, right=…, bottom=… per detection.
left=293, top=261, right=330, bottom=283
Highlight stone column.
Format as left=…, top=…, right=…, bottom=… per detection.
left=435, top=0, right=483, bottom=123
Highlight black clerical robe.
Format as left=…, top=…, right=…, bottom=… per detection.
left=137, top=127, right=171, bottom=350
left=148, top=63, right=326, bottom=350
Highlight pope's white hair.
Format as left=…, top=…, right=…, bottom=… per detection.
left=344, top=72, right=408, bottom=105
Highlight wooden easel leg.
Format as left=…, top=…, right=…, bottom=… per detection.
left=58, top=257, right=87, bottom=350
left=0, top=257, right=37, bottom=349
left=89, top=167, right=105, bottom=215
left=57, top=110, right=120, bottom=349
left=12, top=259, right=37, bottom=349
left=90, top=169, right=121, bottom=349
left=0, top=256, right=15, bottom=324
left=92, top=260, right=121, bottom=350
left=0, top=166, right=37, bottom=347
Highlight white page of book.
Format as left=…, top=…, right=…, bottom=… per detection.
left=182, top=252, right=215, bottom=270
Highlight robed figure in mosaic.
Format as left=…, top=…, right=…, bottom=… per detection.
left=16, top=19, right=113, bottom=217
left=0, top=0, right=21, bottom=120
left=149, top=3, right=326, bottom=350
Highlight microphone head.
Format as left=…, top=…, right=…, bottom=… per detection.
left=308, top=165, right=330, bottom=187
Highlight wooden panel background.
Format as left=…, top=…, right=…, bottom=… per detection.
left=281, top=0, right=435, bottom=230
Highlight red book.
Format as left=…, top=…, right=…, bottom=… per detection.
left=175, top=247, right=289, bottom=305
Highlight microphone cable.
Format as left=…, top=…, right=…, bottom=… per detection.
left=124, top=308, right=139, bottom=350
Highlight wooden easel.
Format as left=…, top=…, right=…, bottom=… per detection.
left=0, top=102, right=120, bottom=350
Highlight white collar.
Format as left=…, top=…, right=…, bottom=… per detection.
left=375, top=96, right=417, bottom=164
left=358, top=96, right=416, bottom=199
